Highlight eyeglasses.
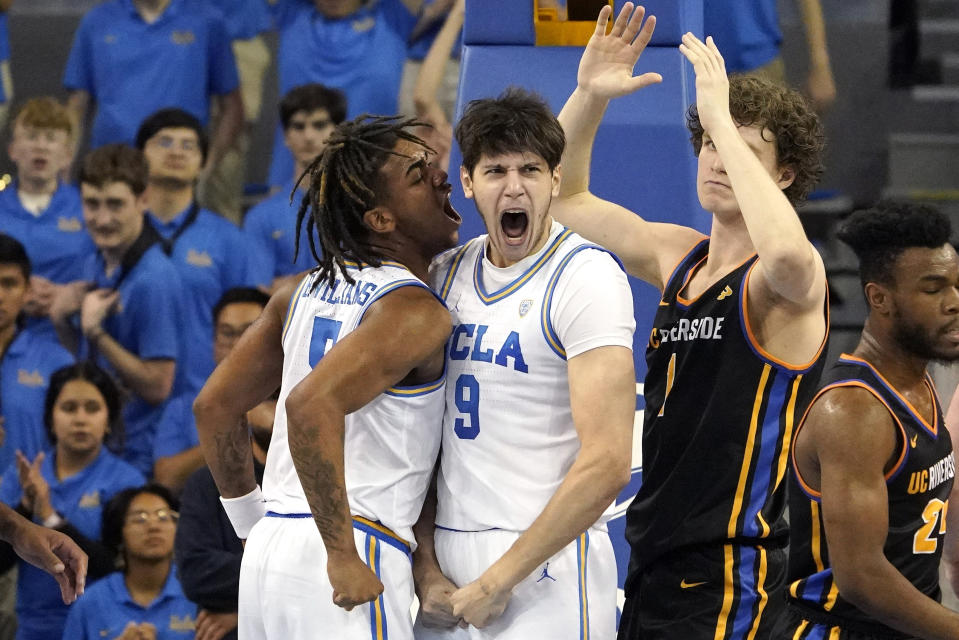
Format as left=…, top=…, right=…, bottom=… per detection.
left=125, top=509, right=179, bottom=525
left=149, top=135, right=199, bottom=152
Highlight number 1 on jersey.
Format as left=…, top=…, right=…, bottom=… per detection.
left=454, top=374, right=481, bottom=439
left=309, top=317, right=343, bottom=366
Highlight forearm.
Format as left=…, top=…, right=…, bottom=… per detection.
left=557, top=87, right=609, bottom=196
left=287, top=402, right=356, bottom=559
left=153, top=447, right=206, bottom=494
left=207, top=92, right=244, bottom=170
left=481, top=453, right=626, bottom=592
left=52, top=316, right=81, bottom=356
left=412, top=2, right=463, bottom=116
left=412, top=473, right=444, bottom=584
left=837, top=557, right=959, bottom=640
left=194, top=396, right=256, bottom=499
left=91, top=332, right=172, bottom=404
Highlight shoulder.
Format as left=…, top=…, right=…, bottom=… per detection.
left=429, top=239, right=480, bottom=286
left=803, top=383, right=899, bottom=450
left=364, top=281, right=450, bottom=333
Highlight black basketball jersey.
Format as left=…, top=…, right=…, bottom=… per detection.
left=624, top=239, right=828, bottom=588
left=786, top=354, right=954, bottom=636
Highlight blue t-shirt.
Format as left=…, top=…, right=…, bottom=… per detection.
left=203, top=0, right=272, bottom=41
left=243, top=183, right=315, bottom=282
left=0, top=183, right=96, bottom=285
left=152, top=393, right=198, bottom=460
left=0, top=449, right=145, bottom=640
left=61, top=570, right=196, bottom=640
left=268, top=0, right=416, bottom=184
left=80, top=245, right=183, bottom=474
left=0, top=327, right=74, bottom=474
left=148, top=207, right=259, bottom=394
left=63, top=0, right=240, bottom=148
left=704, top=0, right=782, bottom=72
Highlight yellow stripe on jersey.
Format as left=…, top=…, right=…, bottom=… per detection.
left=745, top=546, right=769, bottom=640
left=341, top=259, right=408, bottom=271
left=368, top=536, right=385, bottom=640
left=810, top=502, right=825, bottom=573
left=353, top=515, right=411, bottom=551
left=281, top=276, right=313, bottom=343
left=824, top=583, right=839, bottom=611
left=714, top=544, right=736, bottom=640
left=829, top=626, right=841, bottom=639
left=578, top=533, right=589, bottom=640
left=440, top=241, right=474, bottom=300
left=773, top=376, right=803, bottom=497
left=792, top=620, right=808, bottom=640
left=473, top=230, right=573, bottom=304
left=385, top=377, right=445, bottom=397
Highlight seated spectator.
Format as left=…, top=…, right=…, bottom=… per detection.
left=267, top=0, right=425, bottom=185
left=0, top=98, right=95, bottom=327
left=153, top=287, right=270, bottom=493
left=136, top=109, right=261, bottom=395
left=244, top=84, right=345, bottom=292
left=50, top=145, right=182, bottom=475
left=201, top=0, right=273, bottom=224
left=0, top=362, right=145, bottom=640
left=62, top=484, right=195, bottom=639
left=63, top=0, right=242, bottom=181
left=0, top=234, right=74, bottom=475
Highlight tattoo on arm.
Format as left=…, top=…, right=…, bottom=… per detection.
left=211, top=418, right=255, bottom=495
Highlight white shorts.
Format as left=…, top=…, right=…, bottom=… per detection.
left=414, top=528, right=616, bottom=640
left=239, top=513, right=415, bottom=640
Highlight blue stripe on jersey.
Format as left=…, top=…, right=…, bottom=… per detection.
left=440, top=241, right=475, bottom=301
left=743, top=373, right=790, bottom=537
left=806, top=622, right=828, bottom=640
left=472, top=229, right=573, bottom=304
left=800, top=567, right=834, bottom=606
left=578, top=532, right=590, bottom=640
left=540, top=245, right=623, bottom=360
left=730, top=545, right=759, bottom=637
left=364, top=535, right=388, bottom=640
left=281, top=275, right=313, bottom=342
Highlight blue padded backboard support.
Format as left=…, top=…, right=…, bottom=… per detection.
left=465, top=0, right=702, bottom=46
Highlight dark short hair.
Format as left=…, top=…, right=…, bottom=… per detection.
left=212, top=287, right=270, bottom=326
left=0, top=233, right=31, bottom=280
left=686, top=75, right=824, bottom=204
left=44, top=361, right=125, bottom=454
left=79, top=144, right=149, bottom=196
left=279, top=83, right=348, bottom=130
left=837, top=200, right=952, bottom=289
left=135, top=108, right=209, bottom=164
left=101, top=484, right=179, bottom=567
left=455, top=87, right=565, bottom=176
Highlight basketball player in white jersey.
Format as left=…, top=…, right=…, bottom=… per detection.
left=412, top=89, right=637, bottom=638
left=193, top=115, right=462, bottom=639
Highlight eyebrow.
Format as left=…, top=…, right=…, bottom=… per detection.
left=405, top=157, right=427, bottom=177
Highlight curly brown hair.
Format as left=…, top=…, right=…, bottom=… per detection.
left=686, top=75, right=824, bottom=204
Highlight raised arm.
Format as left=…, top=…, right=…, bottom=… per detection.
left=554, top=3, right=702, bottom=289
left=801, top=389, right=959, bottom=639
left=284, top=286, right=451, bottom=611
left=679, top=33, right=826, bottom=309
left=795, top=0, right=835, bottom=112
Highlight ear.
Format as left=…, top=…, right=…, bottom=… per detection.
left=550, top=164, right=562, bottom=197
left=864, top=282, right=893, bottom=315
left=362, top=206, right=396, bottom=234
left=776, top=164, right=796, bottom=192
left=460, top=165, right=474, bottom=199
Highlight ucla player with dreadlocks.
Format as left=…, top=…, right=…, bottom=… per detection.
left=194, top=114, right=462, bottom=639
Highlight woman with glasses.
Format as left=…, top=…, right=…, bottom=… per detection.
left=62, top=484, right=195, bottom=639
left=0, top=362, right=145, bottom=640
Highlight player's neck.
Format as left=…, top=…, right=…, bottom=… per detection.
left=133, top=0, right=171, bottom=23
left=145, top=183, right=194, bottom=224
left=124, top=561, right=172, bottom=606
left=854, top=323, right=930, bottom=390
left=17, top=175, right=57, bottom=198
left=701, top=214, right=754, bottom=275
left=364, top=238, right=432, bottom=282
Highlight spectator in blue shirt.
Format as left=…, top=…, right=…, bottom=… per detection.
left=153, top=287, right=270, bottom=493
left=63, top=0, right=243, bottom=183
left=0, top=0, right=13, bottom=128
left=0, top=98, right=95, bottom=328
left=0, top=361, right=145, bottom=640
left=244, top=84, right=345, bottom=292
left=0, top=234, right=74, bottom=475
left=62, top=484, right=195, bottom=639
left=267, top=0, right=425, bottom=185
left=135, top=109, right=260, bottom=395
left=50, top=145, right=182, bottom=475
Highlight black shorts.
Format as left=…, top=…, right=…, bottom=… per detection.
left=771, top=602, right=918, bottom=640
left=618, top=544, right=786, bottom=640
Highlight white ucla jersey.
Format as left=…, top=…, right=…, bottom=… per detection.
left=430, top=222, right=633, bottom=532
left=264, top=260, right=446, bottom=545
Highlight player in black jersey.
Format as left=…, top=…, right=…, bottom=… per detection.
left=553, top=4, right=828, bottom=638
left=776, top=202, right=959, bottom=639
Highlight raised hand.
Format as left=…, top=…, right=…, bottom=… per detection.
left=678, top=33, right=732, bottom=136
left=327, top=554, right=385, bottom=611
left=577, top=2, right=662, bottom=99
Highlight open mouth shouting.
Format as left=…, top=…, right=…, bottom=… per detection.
left=500, top=209, right=529, bottom=246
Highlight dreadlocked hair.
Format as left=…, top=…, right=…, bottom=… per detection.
left=292, top=114, right=434, bottom=289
